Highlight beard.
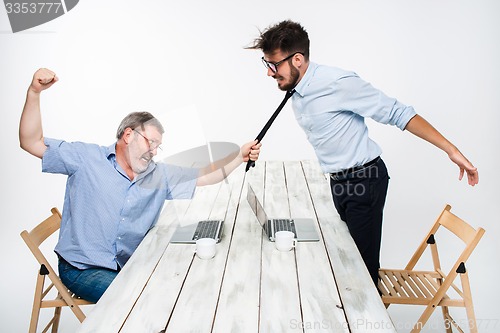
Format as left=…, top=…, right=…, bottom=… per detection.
left=134, top=152, right=153, bottom=174
left=276, top=64, right=300, bottom=91
left=127, top=144, right=153, bottom=175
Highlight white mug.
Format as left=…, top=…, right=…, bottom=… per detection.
left=195, top=238, right=216, bottom=259
left=275, top=231, right=297, bottom=252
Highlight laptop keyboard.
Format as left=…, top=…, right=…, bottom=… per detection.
left=192, top=220, right=221, bottom=241
left=273, top=219, right=297, bottom=237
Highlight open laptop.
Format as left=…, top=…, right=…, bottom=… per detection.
left=246, top=183, right=319, bottom=242
left=170, top=219, right=224, bottom=244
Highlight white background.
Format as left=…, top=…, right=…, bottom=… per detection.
left=1, top=0, right=499, bottom=332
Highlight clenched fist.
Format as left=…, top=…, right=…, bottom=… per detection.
left=29, top=68, right=58, bottom=94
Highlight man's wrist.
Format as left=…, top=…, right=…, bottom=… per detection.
left=445, top=144, right=459, bottom=157
left=27, top=86, right=42, bottom=95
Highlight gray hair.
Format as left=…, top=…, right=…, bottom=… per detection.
left=116, top=111, right=164, bottom=139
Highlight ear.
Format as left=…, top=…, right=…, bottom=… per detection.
left=122, top=127, right=134, bottom=145
left=293, top=53, right=305, bottom=68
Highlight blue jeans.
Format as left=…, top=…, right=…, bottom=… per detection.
left=58, top=256, right=119, bottom=303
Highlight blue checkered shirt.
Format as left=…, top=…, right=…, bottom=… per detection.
left=42, top=138, right=198, bottom=270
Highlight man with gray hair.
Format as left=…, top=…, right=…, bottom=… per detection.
left=19, top=68, right=261, bottom=302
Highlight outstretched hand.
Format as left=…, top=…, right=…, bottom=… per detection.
left=448, top=149, right=479, bottom=186
left=29, top=68, right=58, bottom=93
left=196, top=140, right=262, bottom=186
left=404, top=115, right=479, bottom=187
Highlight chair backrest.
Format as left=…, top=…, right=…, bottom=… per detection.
left=21, top=207, right=62, bottom=267
left=439, top=206, right=481, bottom=244
left=405, top=204, right=485, bottom=272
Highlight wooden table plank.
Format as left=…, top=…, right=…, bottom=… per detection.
left=119, top=244, right=195, bottom=333
left=301, top=160, right=396, bottom=333
left=212, top=165, right=264, bottom=332
left=164, top=169, right=245, bottom=332
left=259, top=161, right=303, bottom=332
left=284, top=161, right=349, bottom=333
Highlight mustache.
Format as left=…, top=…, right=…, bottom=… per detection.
left=141, top=152, right=154, bottom=161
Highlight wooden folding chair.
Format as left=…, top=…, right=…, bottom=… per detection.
left=378, top=204, right=485, bottom=333
left=21, top=207, right=94, bottom=333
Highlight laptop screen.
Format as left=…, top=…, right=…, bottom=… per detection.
left=247, top=184, right=269, bottom=232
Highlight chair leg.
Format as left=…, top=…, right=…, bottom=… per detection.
left=440, top=306, right=452, bottom=333
left=461, top=272, right=478, bottom=333
left=28, top=274, right=45, bottom=333
left=411, top=304, right=438, bottom=333
left=28, top=304, right=41, bottom=333
left=410, top=323, right=423, bottom=333
left=51, top=306, right=62, bottom=333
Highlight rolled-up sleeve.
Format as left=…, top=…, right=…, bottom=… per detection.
left=42, top=138, right=85, bottom=175
left=336, top=74, right=417, bottom=130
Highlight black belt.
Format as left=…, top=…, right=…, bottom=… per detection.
left=330, top=157, right=380, bottom=180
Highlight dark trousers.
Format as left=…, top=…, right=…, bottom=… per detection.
left=329, top=158, right=389, bottom=287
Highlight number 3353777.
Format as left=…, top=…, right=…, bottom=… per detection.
left=5, top=2, right=63, bottom=14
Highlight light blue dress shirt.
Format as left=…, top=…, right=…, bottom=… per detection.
left=42, top=138, right=198, bottom=270
left=292, top=62, right=417, bottom=173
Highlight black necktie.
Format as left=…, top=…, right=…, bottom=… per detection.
left=245, top=89, right=296, bottom=172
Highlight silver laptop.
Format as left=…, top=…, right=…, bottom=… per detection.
left=170, top=219, right=224, bottom=244
left=246, top=183, right=319, bottom=242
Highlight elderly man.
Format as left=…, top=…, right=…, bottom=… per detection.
left=19, top=68, right=261, bottom=302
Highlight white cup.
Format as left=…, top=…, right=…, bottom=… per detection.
left=195, top=238, right=216, bottom=259
left=275, top=231, right=297, bottom=252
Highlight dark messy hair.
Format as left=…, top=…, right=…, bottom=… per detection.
left=116, top=111, right=164, bottom=139
left=246, top=20, right=310, bottom=60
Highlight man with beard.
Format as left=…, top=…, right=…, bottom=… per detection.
left=19, top=68, right=261, bottom=302
left=246, top=20, right=478, bottom=287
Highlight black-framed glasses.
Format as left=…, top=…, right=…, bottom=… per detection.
left=261, top=52, right=304, bottom=73
left=133, top=129, right=162, bottom=151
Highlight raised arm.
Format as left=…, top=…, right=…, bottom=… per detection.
left=404, top=114, right=478, bottom=186
left=19, top=68, right=58, bottom=159
left=196, top=140, right=261, bottom=186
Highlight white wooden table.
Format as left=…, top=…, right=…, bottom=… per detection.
left=77, top=160, right=396, bottom=333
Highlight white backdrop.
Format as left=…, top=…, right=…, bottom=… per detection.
left=1, top=1, right=499, bottom=332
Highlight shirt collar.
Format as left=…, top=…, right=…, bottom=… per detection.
left=105, top=142, right=117, bottom=159
left=294, top=62, right=318, bottom=98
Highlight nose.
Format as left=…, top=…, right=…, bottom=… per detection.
left=149, top=147, right=158, bottom=156
left=266, top=67, right=275, bottom=77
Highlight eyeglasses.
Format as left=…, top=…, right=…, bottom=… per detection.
left=133, top=129, right=162, bottom=151
left=261, top=52, right=304, bottom=73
